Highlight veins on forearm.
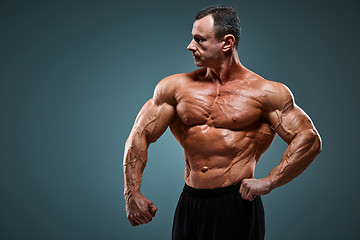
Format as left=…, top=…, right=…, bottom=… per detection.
left=123, top=101, right=173, bottom=196
left=123, top=136, right=148, bottom=193
left=271, top=130, right=319, bottom=187
left=124, top=145, right=147, bottom=169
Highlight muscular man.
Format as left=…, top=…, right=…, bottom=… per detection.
left=123, top=6, right=321, bottom=240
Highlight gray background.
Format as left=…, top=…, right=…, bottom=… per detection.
left=1, top=0, right=359, bottom=239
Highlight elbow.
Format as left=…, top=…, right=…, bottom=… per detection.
left=315, top=133, right=322, bottom=155
left=295, top=128, right=322, bottom=156
left=304, top=128, right=322, bottom=155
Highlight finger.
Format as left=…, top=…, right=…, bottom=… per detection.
left=136, top=214, right=149, bottom=225
left=129, top=209, right=153, bottom=225
left=149, top=204, right=158, bottom=217
left=133, top=216, right=143, bottom=225
left=142, top=209, right=153, bottom=223
left=130, top=212, right=147, bottom=225
left=246, top=191, right=256, bottom=201
left=246, top=188, right=253, bottom=199
left=240, top=180, right=249, bottom=194
left=242, top=191, right=249, bottom=200
left=241, top=186, right=249, bottom=200
left=128, top=216, right=139, bottom=226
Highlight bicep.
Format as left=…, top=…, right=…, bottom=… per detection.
left=132, top=98, right=176, bottom=144
left=129, top=74, right=178, bottom=144
left=268, top=103, right=316, bottom=144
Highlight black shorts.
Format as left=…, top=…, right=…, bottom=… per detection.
left=172, top=184, right=265, bottom=240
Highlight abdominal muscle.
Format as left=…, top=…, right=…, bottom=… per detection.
left=185, top=156, right=256, bottom=189
left=176, top=124, right=269, bottom=189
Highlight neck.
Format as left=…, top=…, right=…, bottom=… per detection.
left=206, top=51, right=245, bottom=84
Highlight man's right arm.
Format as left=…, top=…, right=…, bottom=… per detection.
left=123, top=77, right=177, bottom=226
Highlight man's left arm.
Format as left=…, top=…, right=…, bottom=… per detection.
left=240, top=83, right=322, bottom=201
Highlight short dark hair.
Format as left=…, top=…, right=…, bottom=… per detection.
left=195, top=6, right=241, bottom=48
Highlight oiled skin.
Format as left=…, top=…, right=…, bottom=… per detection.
left=123, top=15, right=322, bottom=227
left=171, top=69, right=276, bottom=189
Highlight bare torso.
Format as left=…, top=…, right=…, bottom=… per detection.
left=123, top=11, right=321, bottom=227
left=124, top=64, right=321, bottom=227
left=169, top=68, right=276, bottom=188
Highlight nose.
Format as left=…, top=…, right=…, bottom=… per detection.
left=187, top=39, right=196, bottom=52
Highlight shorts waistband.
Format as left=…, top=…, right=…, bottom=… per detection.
left=183, top=183, right=240, bottom=197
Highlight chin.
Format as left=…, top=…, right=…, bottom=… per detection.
left=193, top=60, right=202, bottom=67
left=194, top=58, right=208, bottom=67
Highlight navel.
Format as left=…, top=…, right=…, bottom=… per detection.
left=201, top=166, right=209, bottom=173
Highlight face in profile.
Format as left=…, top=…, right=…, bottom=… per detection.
left=187, top=15, right=224, bottom=68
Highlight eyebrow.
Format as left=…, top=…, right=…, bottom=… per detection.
left=192, top=34, right=205, bottom=39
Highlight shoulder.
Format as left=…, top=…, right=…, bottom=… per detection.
left=258, top=79, right=295, bottom=112
left=153, top=72, right=192, bottom=106
left=153, top=68, right=207, bottom=105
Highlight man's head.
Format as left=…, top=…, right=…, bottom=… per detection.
left=195, top=6, right=241, bottom=48
left=187, top=6, right=241, bottom=68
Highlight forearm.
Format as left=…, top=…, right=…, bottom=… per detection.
left=265, top=129, right=322, bottom=190
left=123, top=129, right=149, bottom=196
left=123, top=100, right=174, bottom=197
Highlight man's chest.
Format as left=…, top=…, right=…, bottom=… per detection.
left=175, top=82, right=265, bottom=129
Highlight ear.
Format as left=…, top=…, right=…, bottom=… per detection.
left=222, top=34, right=235, bottom=52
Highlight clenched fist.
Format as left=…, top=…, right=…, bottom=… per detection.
left=239, top=178, right=273, bottom=201
left=125, top=192, right=158, bottom=226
